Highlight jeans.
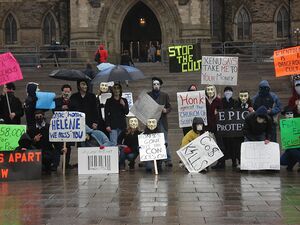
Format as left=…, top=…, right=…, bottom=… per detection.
left=159, top=122, right=171, bottom=161
left=119, top=149, right=138, bottom=169
left=280, top=148, right=300, bottom=170
left=109, top=128, right=122, bottom=146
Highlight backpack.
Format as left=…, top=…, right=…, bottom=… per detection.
left=94, top=51, right=101, bottom=64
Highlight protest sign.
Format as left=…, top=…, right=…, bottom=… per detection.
left=177, top=90, right=207, bottom=127
left=216, top=109, right=249, bottom=137
left=49, top=111, right=86, bottom=142
left=168, top=43, right=201, bottom=73
left=98, top=93, right=112, bottom=120
left=201, top=56, right=238, bottom=85
left=130, top=91, right=164, bottom=125
left=177, top=132, right=224, bottom=173
left=36, top=92, right=56, bottom=109
left=280, top=118, right=300, bottom=149
left=240, top=141, right=280, bottom=170
left=0, top=52, right=23, bottom=86
left=274, top=46, right=300, bottom=77
left=122, top=92, right=135, bottom=117
left=0, top=149, right=42, bottom=181
left=0, top=125, right=26, bottom=151
left=138, top=133, right=167, bottom=161
left=78, top=147, right=118, bottom=174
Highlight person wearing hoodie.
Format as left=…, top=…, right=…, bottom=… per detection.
left=0, top=83, right=24, bottom=124
left=95, top=44, right=108, bottom=64
left=182, top=84, right=198, bottom=135
left=288, top=75, right=300, bottom=118
left=252, top=80, right=282, bottom=142
left=24, top=82, right=39, bottom=130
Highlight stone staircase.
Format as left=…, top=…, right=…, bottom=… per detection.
left=13, top=61, right=291, bottom=156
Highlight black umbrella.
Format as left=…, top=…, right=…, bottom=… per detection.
left=49, top=69, right=92, bottom=81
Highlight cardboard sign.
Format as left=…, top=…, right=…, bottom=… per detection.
left=0, top=150, right=42, bottom=181
left=138, top=133, right=167, bottom=161
left=280, top=118, right=300, bottom=149
left=0, top=52, right=23, bottom=86
left=201, top=56, right=238, bottom=85
left=49, top=111, right=86, bottom=142
left=0, top=125, right=26, bottom=151
left=78, top=147, right=118, bottom=174
left=122, top=92, right=135, bottom=117
left=130, top=91, right=164, bottom=125
left=177, top=132, right=224, bottom=173
left=274, top=46, right=300, bottom=77
left=36, top=92, right=56, bottom=109
left=177, top=90, right=207, bottom=128
left=216, top=109, right=249, bottom=137
left=240, top=141, right=280, bottom=170
left=168, top=43, right=201, bottom=73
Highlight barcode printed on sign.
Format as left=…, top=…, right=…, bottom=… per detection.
left=87, top=155, right=111, bottom=170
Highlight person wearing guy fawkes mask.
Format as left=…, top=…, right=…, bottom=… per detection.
left=105, top=83, right=129, bottom=145
left=147, top=77, right=172, bottom=167
left=252, top=80, right=282, bottom=142
left=237, top=90, right=254, bottom=112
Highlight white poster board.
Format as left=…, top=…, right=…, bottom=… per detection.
left=177, top=90, right=207, bottom=128
left=130, top=91, right=164, bottom=125
left=138, top=133, right=167, bottom=161
left=201, top=56, right=238, bottom=86
left=49, top=111, right=86, bottom=142
left=122, top=92, right=135, bottom=117
left=240, top=141, right=280, bottom=170
left=177, top=132, right=224, bottom=173
left=78, top=147, right=119, bottom=174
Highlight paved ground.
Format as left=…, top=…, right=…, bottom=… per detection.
left=1, top=166, right=300, bottom=225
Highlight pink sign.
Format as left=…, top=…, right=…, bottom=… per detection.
left=0, top=52, right=23, bottom=86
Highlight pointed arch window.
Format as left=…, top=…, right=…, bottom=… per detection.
left=43, top=13, right=56, bottom=44
left=236, top=8, right=251, bottom=40
left=276, top=7, right=289, bottom=38
left=4, top=14, right=17, bottom=44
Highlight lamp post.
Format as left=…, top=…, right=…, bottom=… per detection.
left=294, top=28, right=300, bottom=46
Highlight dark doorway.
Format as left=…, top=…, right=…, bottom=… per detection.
left=121, top=1, right=162, bottom=62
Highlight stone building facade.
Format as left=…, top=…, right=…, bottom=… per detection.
left=0, top=0, right=299, bottom=62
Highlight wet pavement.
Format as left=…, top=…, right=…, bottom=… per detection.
left=1, top=167, right=300, bottom=225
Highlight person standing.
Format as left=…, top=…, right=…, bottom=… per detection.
left=95, top=44, right=108, bottom=64
left=0, top=83, right=24, bottom=124
left=147, top=77, right=172, bottom=167
left=120, top=50, right=134, bottom=87
left=149, top=44, right=156, bottom=62
left=24, top=82, right=39, bottom=130
left=182, top=84, right=198, bottom=135
left=288, top=75, right=300, bottom=118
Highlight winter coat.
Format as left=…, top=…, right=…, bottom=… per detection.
left=104, top=97, right=129, bottom=130
left=206, top=95, right=222, bottom=133
left=98, top=45, right=108, bottom=63
left=288, top=88, right=300, bottom=117
left=120, top=54, right=134, bottom=66
left=0, top=92, right=24, bottom=124
left=24, top=83, right=38, bottom=129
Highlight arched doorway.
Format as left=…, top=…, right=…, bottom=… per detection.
left=120, top=1, right=162, bottom=62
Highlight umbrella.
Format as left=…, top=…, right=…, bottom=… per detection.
left=91, top=65, right=145, bottom=84
left=49, top=69, right=92, bottom=81
left=97, top=62, right=115, bottom=71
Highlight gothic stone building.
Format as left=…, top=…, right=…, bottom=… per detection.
left=0, top=0, right=299, bottom=62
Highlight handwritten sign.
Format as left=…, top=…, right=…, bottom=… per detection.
left=274, top=46, right=300, bottom=77
left=78, top=147, right=118, bottom=174
left=280, top=118, right=300, bottom=149
left=201, top=56, right=238, bottom=85
left=0, top=52, right=23, bottom=86
left=49, top=111, right=86, bottom=142
left=216, top=109, right=249, bottom=137
left=0, top=125, right=26, bottom=151
left=130, top=91, right=164, bottom=125
left=168, top=43, right=201, bottom=73
left=0, top=150, right=42, bottom=181
left=240, top=141, right=280, bottom=170
left=36, top=92, right=56, bottom=109
left=177, top=90, right=207, bottom=128
left=138, top=133, right=167, bottom=161
left=177, top=132, right=224, bottom=173
left=122, top=92, right=135, bottom=117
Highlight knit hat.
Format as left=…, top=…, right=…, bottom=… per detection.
left=255, top=106, right=268, bottom=117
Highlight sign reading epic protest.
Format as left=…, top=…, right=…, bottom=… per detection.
left=0, top=125, right=26, bottom=151
left=280, top=118, right=300, bottom=149
left=216, top=109, right=249, bottom=137
left=201, top=56, right=238, bottom=85
left=138, top=133, right=167, bottom=161
left=49, top=111, right=86, bottom=142
left=177, top=132, right=224, bottom=173
left=177, top=90, right=207, bottom=128
left=168, top=43, right=201, bottom=73
left=0, top=52, right=23, bottom=86
left=274, top=46, right=300, bottom=77
left=240, top=142, right=280, bottom=170
left=0, top=149, right=42, bottom=181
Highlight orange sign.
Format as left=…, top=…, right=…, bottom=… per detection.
left=274, top=46, right=300, bottom=77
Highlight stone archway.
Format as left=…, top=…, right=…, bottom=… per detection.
left=98, top=0, right=181, bottom=62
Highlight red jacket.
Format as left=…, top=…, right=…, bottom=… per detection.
left=98, top=44, right=108, bottom=63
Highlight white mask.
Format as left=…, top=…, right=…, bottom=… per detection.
left=256, top=117, right=265, bottom=124
left=129, top=118, right=138, bottom=129
left=196, top=124, right=203, bottom=131
left=152, top=81, right=160, bottom=91
left=224, top=91, right=233, bottom=100
left=206, top=86, right=215, bottom=98
left=285, top=112, right=294, bottom=118
left=99, top=82, right=109, bottom=93
left=239, top=92, right=249, bottom=104
left=147, top=119, right=157, bottom=130
left=295, top=86, right=300, bottom=95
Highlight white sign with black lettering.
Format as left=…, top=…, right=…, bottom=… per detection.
left=78, top=147, right=119, bottom=174
left=240, top=142, right=280, bottom=170
left=138, top=133, right=167, bottom=161
left=122, top=92, right=135, bottom=117
left=177, top=132, right=224, bottom=173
